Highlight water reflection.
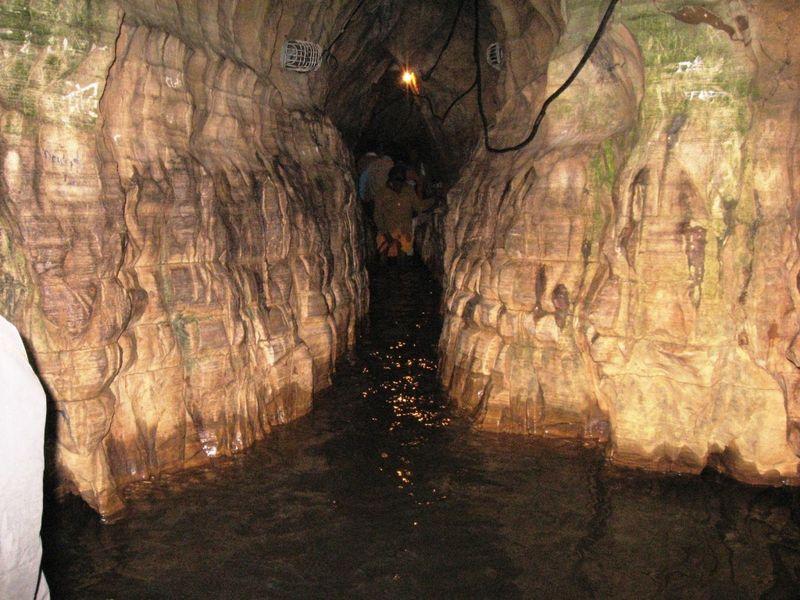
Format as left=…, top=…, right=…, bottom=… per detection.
left=42, top=264, right=800, bottom=598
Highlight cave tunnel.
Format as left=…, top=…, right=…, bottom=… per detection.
left=4, top=0, right=800, bottom=597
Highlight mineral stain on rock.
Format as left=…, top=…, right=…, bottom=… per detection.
left=552, top=283, right=570, bottom=329
left=440, top=0, right=800, bottom=487
left=669, top=5, right=736, bottom=40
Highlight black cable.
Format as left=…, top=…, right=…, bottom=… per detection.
left=323, top=0, right=369, bottom=58
left=417, top=93, right=444, bottom=121
left=473, top=0, right=620, bottom=154
left=358, top=0, right=468, bottom=128
left=416, top=76, right=476, bottom=124
left=359, top=0, right=470, bottom=132
left=422, top=0, right=466, bottom=81
left=441, top=77, right=476, bottom=121
left=320, top=0, right=369, bottom=110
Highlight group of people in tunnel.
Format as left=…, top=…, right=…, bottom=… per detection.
left=356, top=149, right=436, bottom=265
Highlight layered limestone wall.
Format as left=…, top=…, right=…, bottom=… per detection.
left=442, top=0, right=800, bottom=483
left=0, top=0, right=368, bottom=515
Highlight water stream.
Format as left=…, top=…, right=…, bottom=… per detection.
left=42, top=264, right=800, bottom=598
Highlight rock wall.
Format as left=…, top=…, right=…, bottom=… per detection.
left=441, top=0, right=800, bottom=483
left=0, top=0, right=367, bottom=515
left=4, top=0, right=799, bottom=514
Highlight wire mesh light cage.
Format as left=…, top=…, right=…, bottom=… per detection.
left=280, top=39, right=323, bottom=73
left=486, top=42, right=504, bottom=71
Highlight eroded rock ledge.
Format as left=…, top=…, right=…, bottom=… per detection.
left=441, top=0, right=800, bottom=484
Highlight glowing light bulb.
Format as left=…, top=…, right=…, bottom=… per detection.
left=400, top=69, right=419, bottom=94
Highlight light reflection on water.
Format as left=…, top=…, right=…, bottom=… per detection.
left=43, top=264, right=800, bottom=598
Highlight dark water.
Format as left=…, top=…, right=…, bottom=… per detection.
left=43, top=265, right=800, bottom=599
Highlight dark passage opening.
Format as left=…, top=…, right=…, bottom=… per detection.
left=343, top=68, right=456, bottom=276
left=353, top=69, right=450, bottom=187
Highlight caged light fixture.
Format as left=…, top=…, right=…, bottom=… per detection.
left=280, top=39, right=323, bottom=73
left=486, top=42, right=503, bottom=71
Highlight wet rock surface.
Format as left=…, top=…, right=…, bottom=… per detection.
left=0, top=0, right=372, bottom=515
left=43, top=266, right=800, bottom=598
left=0, top=0, right=487, bottom=516
left=440, top=0, right=800, bottom=483
left=4, top=0, right=800, bottom=518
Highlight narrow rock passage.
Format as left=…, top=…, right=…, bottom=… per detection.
left=43, top=265, right=800, bottom=598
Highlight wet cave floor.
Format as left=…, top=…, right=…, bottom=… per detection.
left=43, top=264, right=800, bottom=598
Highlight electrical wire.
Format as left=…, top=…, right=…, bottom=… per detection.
left=328, top=0, right=472, bottom=127
left=415, top=75, right=476, bottom=125
left=416, top=0, right=473, bottom=123
left=417, top=93, right=445, bottom=121
left=320, top=0, right=370, bottom=109
left=473, top=0, right=620, bottom=154
left=441, top=77, right=476, bottom=121
left=422, top=0, right=466, bottom=81
left=323, top=0, right=369, bottom=58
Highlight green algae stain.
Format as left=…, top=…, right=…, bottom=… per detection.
left=586, top=138, right=618, bottom=246
left=0, top=213, right=31, bottom=321
left=0, top=0, right=117, bottom=124
left=0, top=2, right=52, bottom=44
left=621, top=4, right=752, bottom=121
left=624, top=11, right=718, bottom=70
left=171, top=315, right=191, bottom=352
left=170, top=314, right=199, bottom=366
left=590, top=138, right=616, bottom=191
